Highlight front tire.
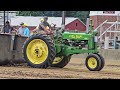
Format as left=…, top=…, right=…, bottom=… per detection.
left=96, top=53, right=105, bottom=71
left=85, top=54, right=102, bottom=71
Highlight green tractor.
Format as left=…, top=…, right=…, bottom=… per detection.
left=22, top=11, right=105, bottom=71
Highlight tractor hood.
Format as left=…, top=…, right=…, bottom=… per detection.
left=62, top=32, right=92, bottom=40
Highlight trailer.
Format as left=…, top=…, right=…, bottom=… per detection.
left=0, top=34, right=27, bottom=65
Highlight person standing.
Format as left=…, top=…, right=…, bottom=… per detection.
left=23, top=24, right=30, bottom=37
left=17, top=22, right=25, bottom=36
left=2, top=21, right=13, bottom=34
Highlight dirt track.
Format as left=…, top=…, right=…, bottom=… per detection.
left=0, top=56, right=120, bottom=79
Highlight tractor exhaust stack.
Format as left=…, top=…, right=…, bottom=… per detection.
left=86, top=18, right=90, bottom=33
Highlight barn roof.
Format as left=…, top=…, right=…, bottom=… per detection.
left=10, top=16, right=85, bottom=27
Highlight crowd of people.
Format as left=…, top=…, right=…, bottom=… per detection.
left=0, top=16, right=54, bottom=37
left=0, top=21, right=30, bottom=37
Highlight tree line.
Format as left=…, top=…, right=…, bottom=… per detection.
left=17, top=11, right=90, bottom=24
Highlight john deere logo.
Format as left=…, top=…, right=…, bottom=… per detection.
left=69, top=35, right=82, bottom=39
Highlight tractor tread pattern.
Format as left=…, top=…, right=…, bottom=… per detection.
left=22, top=34, right=56, bottom=68
left=96, top=53, right=105, bottom=71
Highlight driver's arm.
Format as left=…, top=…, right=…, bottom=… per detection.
left=40, top=25, right=51, bottom=34
left=40, top=25, right=48, bottom=31
left=48, top=23, right=52, bottom=29
left=32, top=25, right=39, bottom=32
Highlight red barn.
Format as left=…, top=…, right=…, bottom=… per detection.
left=65, top=19, right=86, bottom=32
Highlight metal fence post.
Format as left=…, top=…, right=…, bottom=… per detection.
left=100, top=26, right=103, bottom=48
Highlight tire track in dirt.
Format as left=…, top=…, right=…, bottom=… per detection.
left=0, top=59, right=120, bottom=79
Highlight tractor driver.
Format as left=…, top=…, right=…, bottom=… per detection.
left=32, top=16, right=53, bottom=35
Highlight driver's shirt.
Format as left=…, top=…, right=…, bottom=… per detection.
left=35, top=21, right=50, bottom=33
left=38, top=21, right=50, bottom=30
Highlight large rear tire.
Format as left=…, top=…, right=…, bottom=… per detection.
left=22, top=34, right=56, bottom=68
left=51, top=55, right=71, bottom=68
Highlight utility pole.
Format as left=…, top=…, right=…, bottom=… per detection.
left=4, top=11, right=5, bottom=33
left=61, top=11, right=66, bottom=31
left=7, top=11, right=9, bottom=21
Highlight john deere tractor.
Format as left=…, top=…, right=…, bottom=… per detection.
left=22, top=11, right=105, bottom=71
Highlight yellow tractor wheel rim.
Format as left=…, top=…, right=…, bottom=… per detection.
left=52, top=56, right=63, bottom=64
left=26, top=39, right=48, bottom=64
left=88, top=57, right=97, bottom=69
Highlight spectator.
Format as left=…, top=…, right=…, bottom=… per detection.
left=17, top=22, right=25, bottom=36
left=2, top=21, right=13, bottom=34
left=23, top=24, right=30, bottom=37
